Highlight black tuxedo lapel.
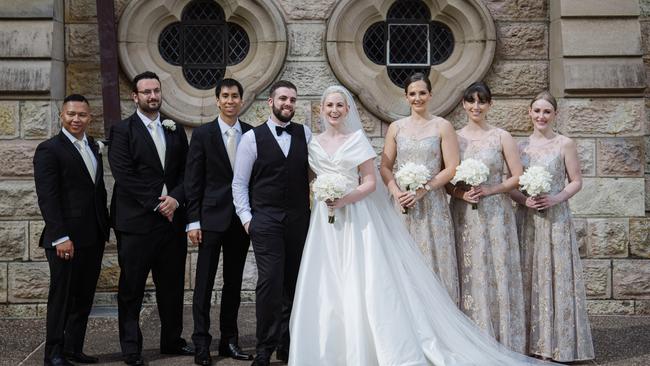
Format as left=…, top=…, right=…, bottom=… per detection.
left=131, top=113, right=164, bottom=173
left=164, top=126, right=174, bottom=170
left=210, top=120, right=233, bottom=175
left=87, top=138, right=104, bottom=187
left=58, top=132, right=95, bottom=185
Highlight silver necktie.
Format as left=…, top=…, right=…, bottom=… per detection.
left=75, top=140, right=96, bottom=183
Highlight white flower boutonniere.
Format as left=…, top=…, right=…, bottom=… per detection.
left=96, top=140, right=105, bottom=155
left=162, top=119, right=177, bottom=131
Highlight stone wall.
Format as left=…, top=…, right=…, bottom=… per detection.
left=0, top=0, right=647, bottom=317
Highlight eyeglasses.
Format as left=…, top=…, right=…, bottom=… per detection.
left=136, top=89, right=161, bottom=96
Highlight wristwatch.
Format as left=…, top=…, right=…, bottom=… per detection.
left=424, top=184, right=432, bottom=192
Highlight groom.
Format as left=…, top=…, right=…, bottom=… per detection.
left=232, top=80, right=311, bottom=366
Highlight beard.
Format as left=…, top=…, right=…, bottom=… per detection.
left=138, top=99, right=161, bottom=115
left=272, top=103, right=294, bottom=123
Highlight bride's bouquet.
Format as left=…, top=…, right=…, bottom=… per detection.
left=394, top=162, right=431, bottom=214
left=451, top=158, right=489, bottom=210
left=312, top=173, right=348, bottom=223
left=519, top=165, right=552, bottom=216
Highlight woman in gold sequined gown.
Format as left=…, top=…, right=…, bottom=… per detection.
left=380, top=73, right=460, bottom=305
left=510, top=92, right=594, bottom=362
left=447, top=82, right=527, bottom=353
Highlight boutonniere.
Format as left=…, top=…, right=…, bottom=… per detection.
left=96, top=140, right=105, bottom=155
left=162, top=119, right=177, bottom=131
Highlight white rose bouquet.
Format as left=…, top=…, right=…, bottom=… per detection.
left=312, top=173, right=348, bottom=223
left=394, top=162, right=431, bottom=214
left=519, top=165, right=552, bottom=215
left=451, top=158, right=489, bottom=210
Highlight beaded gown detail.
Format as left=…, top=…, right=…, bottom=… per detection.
left=449, top=128, right=526, bottom=353
left=516, top=136, right=594, bottom=362
left=394, top=119, right=459, bottom=304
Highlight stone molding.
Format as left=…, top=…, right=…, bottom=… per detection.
left=117, top=0, right=287, bottom=126
left=325, top=0, right=496, bottom=122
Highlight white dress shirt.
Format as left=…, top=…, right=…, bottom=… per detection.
left=137, top=109, right=166, bottom=149
left=53, top=128, right=98, bottom=246
left=232, top=119, right=312, bottom=226
left=186, top=117, right=243, bottom=232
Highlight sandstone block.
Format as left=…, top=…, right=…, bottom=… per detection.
left=552, top=0, right=641, bottom=18
left=582, top=259, right=611, bottom=299
left=613, top=260, right=650, bottom=299
left=279, top=62, right=339, bottom=97
left=574, top=218, right=588, bottom=257
left=0, top=304, right=39, bottom=318
left=496, top=22, right=547, bottom=60
left=635, top=300, right=650, bottom=315
left=575, top=139, right=595, bottom=176
left=0, top=21, right=59, bottom=59
left=66, top=23, right=99, bottom=61
left=484, top=62, right=549, bottom=96
left=646, top=175, right=650, bottom=211
left=21, top=101, right=53, bottom=139
left=0, top=141, right=39, bottom=177
left=0, top=181, right=40, bottom=218
left=630, top=218, right=650, bottom=258
left=0, top=101, right=19, bottom=138
left=553, top=19, right=641, bottom=57
left=0, top=263, right=7, bottom=303
left=66, top=63, right=102, bottom=98
left=643, top=0, right=650, bottom=17
left=586, top=219, right=628, bottom=258
left=8, top=262, right=50, bottom=302
left=288, top=23, right=325, bottom=58
left=65, top=0, right=96, bottom=22
left=597, top=138, right=644, bottom=177
left=641, top=21, right=650, bottom=56
left=570, top=178, right=645, bottom=217
left=554, top=58, right=646, bottom=94
left=586, top=300, right=635, bottom=315
left=0, top=221, right=27, bottom=261
left=0, top=0, right=59, bottom=19
left=0, top=60, right=64, bottom=94
left=92, top=292, right=117, bottom=306
left=29, top=221, right=46, bottom=261
left=483, top=0, right=547, bottom=20
left=240, top=100, right=311, bottom=127
left=277, top=0, right=336, bottom=20
left=556, top=98, right=645, bottom=136
left=96, top=253, right=119, bottom=291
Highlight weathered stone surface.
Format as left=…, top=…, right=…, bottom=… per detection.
left=613, top=260, right=650, bottom=299
left=586, top=300, right=635, bottom=315
left=582, top=259, right=611, bottom=299
left=0, top=221, right=27, bottom=261
left=20, top=101, right=52, bottom=139
left=496, top=22, right=547, bottom=60
left=66, top=23, right=99, bottom=61
left=0, top=141, right=38, bottom=177
left=65, top=0, right=96, bottom=21
left=240, top=100, right=311, bottom=127
left=445, top=99, right=533, bottom=134
left=574, top=218, right=588, bottom=257
left=557, top=98, right=645, bottom=137
left=630, top=218, right=650, bottom=258
left=0, top=101, right=19, bottom=138
left=553, top=0, right=641, bottom=18
left=570, top=178, right=645, bottom=217
left=0, top=304, right=38, bottom=318
left=288, top=23, right=324, bottom=58
left=0, top=0, right=58, bottom=18
left=29, top=221, right=46, bottom=261
left=483, top=0, right=547, bottom=20
left=277, top=0, right=336, bottom=20
left=556, top=58, right=646, bottom=93
left=556, top=19, right=642, bottom=57
left=279, top=62, right=339, bottom=96
left=92, top=291, right=117, bottom=306
left=643, top=0, right=650, bottom=17
left=96, top=253, right=119, bottom=291
left=0, top=21, right=57, bottom=58
left=575, top=139, right=595, bottom=176
left=484, top=62, right=549, bottom=96
left=635, top=300, right=650, bottom=315
left=0, top=263, right=6, bottom=303
left=0, top=60, right=64, bottom=94
left=8, top=262, right=50, bottom=302
left=646, top=175, right=650, bottom=211
left=0, top=181, right=40, bottom=218
left=640, top=21, right=650, bottom=56
left=586, top=219, right=628, bottom=258
left=597, top=138, right=644, bottom=177
left=66, top=63, right=102, bottom=98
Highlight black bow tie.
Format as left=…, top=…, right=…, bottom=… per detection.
left=275, top=124, right=293, bottom=136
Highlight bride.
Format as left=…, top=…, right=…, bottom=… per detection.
left=288, top=85, right=557, bottom=366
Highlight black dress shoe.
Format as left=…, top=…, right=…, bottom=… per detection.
left=276, top=348, right=289, bottom=363
left=63, top=351, right=99, bottom=363
left=45, top=356, right=73, bottom=366
left=250, top=359, right=270, bottom=366
left=219, top=342, right=253, bottom=361
left=161, top=344, right=194, bottom=355
left=123, top=353, right=144, bottom=366
left=194, top=350, right=212, bottom=366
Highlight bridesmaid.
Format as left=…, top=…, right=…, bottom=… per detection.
left=510, top=91, right=594, bottom=362
left=380, top=73, right=460, bottom=305
left=447, top=81, right=526, bottom=353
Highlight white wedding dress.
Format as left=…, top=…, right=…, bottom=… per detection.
left=289, top=129, right=555, bottom=366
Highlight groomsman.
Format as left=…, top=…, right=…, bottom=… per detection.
left=34, top=94, right=109, bottom=366
left=232, top=80, right=311, bottom=366
left=185, top=78, right=253, bottom=365
left=108, top=71, right=192, bottom=365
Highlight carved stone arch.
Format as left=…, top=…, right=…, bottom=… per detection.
left=118, top=0, right=287, bottom=126
left=326, top=0, right=496, bottom=122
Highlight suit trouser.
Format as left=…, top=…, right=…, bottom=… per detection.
left=116, top=226, right=187, bottom=355
left=44, top=242, right=104, bottom=361
left=249, top=213, right=309, bottom=358
left=192, top=224, right=250, bottom=350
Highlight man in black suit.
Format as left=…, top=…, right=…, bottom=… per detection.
left=34, top=94, right=109, bottom=366
left=108, top=71, right=192, bottom=365
left=186, top=78, right=253, bottom=365
left=232, top=80, right=311, bottom=366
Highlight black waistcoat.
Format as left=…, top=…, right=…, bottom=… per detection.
left=250, top=123, right=310, bottom=222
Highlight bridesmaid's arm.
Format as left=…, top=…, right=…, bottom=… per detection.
left=328, top=159, right=376, bottom=209
left=433, top=119, right=460, bottom=189
left=535, top=138, right=582, bottom=209
left=380, top=123, right=409, bottom=206
left=475, top=131, right=522, bottom=198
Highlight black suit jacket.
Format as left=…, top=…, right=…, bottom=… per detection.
left=185, top=119, right=252, bottom=232
left=108, top=112, right=188, bottom=234
left=33, top=131, right=110, bottom=249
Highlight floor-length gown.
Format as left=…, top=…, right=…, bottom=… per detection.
left=449, top=128, right=526, bottom=353
left=289, top=129, right=555, bottom=366
left=516, top=136, right=594, bottom=362
left=394, top=119, right=459, bottom=304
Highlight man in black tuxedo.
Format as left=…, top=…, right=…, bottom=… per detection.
left=34, top=94, right=109, bottom=366
left=108, top=71, right=192, bottom=365
left=232, top=80, right=311, bottom=366
left=185, top=78, right=253, bottom=365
